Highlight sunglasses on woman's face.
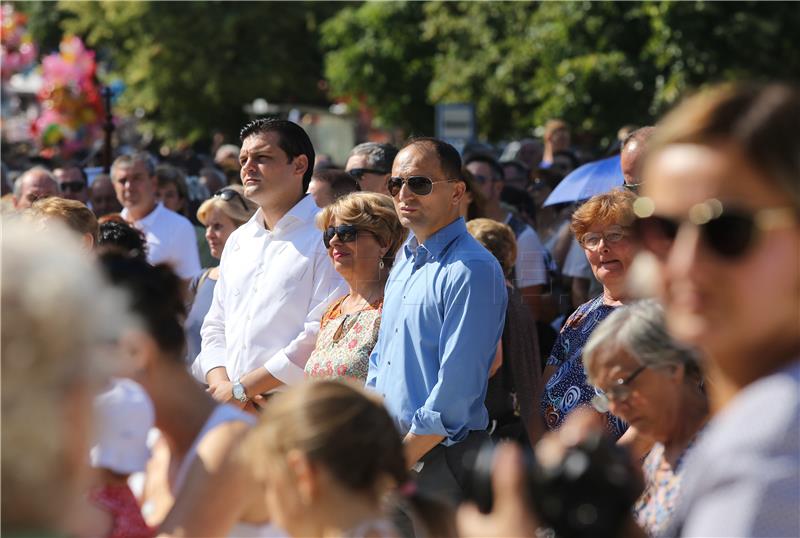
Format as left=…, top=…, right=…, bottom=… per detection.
left=323, top=224, right=360, bottom=249
left=387, top=176, right=456, bottom=197
left=632, top=198, right=797, bottom=260
left=214, top=188, right=249, bottom=211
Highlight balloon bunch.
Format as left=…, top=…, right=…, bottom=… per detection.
left=0, top=4, right=38, bottom=81
left=32, top=35, right=104, bottom=158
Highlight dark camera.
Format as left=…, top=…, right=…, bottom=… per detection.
left=464, top=433, right=642, bottom=538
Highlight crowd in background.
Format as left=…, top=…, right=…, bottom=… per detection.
left=2, top=82, right=798, bottom=538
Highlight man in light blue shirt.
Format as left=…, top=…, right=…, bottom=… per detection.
left=367, top=137, right=508, bottom=504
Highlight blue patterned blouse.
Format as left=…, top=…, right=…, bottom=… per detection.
left=539, top=295, right=628, bottom=439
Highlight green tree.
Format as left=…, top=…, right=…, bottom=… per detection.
left=59, top=1, right=338, bottom=144
left=321, top=1, right=435, bottom=136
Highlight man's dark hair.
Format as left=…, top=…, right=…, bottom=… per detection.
left=240, top=118, right=315, bottom=192
left=404, top=137, right=462, bottom=181
left=58, top=161, right=88, bottom=183
left=464, top=153, right=505, bottom=181
left=349, top=143, right=398, bottom=173
left=97, top=220, right=148, bottom=261
left=312, top=169, right=360, bottom=200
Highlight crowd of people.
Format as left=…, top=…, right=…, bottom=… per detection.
left=2, top=81, right=798, bottom=538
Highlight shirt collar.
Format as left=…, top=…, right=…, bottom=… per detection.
left=404, top=217, right=466, bottom=261
left=244, top=194, right=318, bottom=237
left=121, top=202, right=162, bottom=225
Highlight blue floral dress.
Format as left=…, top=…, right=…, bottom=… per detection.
left=539, top=295, right=628, bottom=439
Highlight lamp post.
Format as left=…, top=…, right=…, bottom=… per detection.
left=102, top=86, right=114, bottom=173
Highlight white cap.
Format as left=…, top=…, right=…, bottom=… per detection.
left=90, top=378, right=155, bottom=474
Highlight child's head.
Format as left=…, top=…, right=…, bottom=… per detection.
left=90, top=378, right=155, bottom=476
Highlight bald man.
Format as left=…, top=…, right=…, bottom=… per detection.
left=13, top=167, right=59, bottom=209
left=620, top=126, right=656, bottom=190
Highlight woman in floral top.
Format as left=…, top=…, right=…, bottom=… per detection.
left=582, top=300, right=708, bottom=536
left=306, top=192, right=407, bottom=383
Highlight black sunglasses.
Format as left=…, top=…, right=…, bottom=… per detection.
left=387, top=176, right=456, bottom=197
left=214, top=188, right=249, bottom=211
left=323, top=224, right=360, bottom=249
left=348, top=168, right=388, bottom=180
left=633, top=199, right=797, bottom=260
left=59, top=181, right=86, bottom=193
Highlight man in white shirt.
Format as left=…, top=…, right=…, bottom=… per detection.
left=465, top=153, right=556, bottom=323
left=112, top=153, right=201, bottom=279
left=195, top=119, right=345, bottom=406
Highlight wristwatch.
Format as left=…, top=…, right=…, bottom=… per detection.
left=231, top=380, right=248, bottom=403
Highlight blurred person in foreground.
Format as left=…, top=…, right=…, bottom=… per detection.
left=583, top=300, right=708, bottom=535
left=194, top=119, right=345, bottom=407
left=185, top=185, right=257, bottom=365
left=620, top=126, right=656, bottom=192
left=305, top=192, right=406, bottom=383
left=367, top=138, right=507, bottom=506
left=54, top=162, right=90, bottom=204
left=30, top=196, right=99, bottom=251
left=467, top=218, right=542, bottom=446
left=90, top=173, right=123, bottom=217
left=307, top=168, right=360, bottom=208
left=12, top=166, right=59, bottom=209
left=99, top=253, right=272, bottom=536
left=112, top=153, right=201, bottom=280
left=458, top=82, right=800, bottom=538
left=540, top=188, right=639, bottom=440
left=345, top=142, right=398, bottom=196
left=242, top=380, right=456, bottom=538
left=1, top=219, right=126, bottom=536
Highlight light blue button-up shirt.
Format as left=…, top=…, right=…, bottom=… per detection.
left=367, top=217, right=508, bottom=445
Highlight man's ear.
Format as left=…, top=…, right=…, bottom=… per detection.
left=451, top=180, right=467, bottom=207
left=286, top=449, right=318, bottom=504
left=293, top=154, right=310, bottom=180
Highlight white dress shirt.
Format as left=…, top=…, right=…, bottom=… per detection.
left=122, top=202, right=201, bottom=279
left=504, top=214, right=548, bottom=287
left=194, top=195, right=346, bottom=385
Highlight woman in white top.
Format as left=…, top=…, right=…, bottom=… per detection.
left=242, top=380, right=455, bottom=538
left=99, top=252, right=271, bottom=536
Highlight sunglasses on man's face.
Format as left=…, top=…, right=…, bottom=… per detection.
left=632, top=198, right=798, bottom=260
left=60, top=181, right=86, bottom=193
left=323, top=224, right=364, bottom=248
left=214, top=188, right=249, bottom=211
left=387, top=176, right=456, bottom=197
left=348, top=168, right=388, bottom=181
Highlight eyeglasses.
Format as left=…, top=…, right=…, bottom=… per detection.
left=214, top=188, right=249, bottom=212
left=591, top=365, right=647, bottom=413
left=348, top=168, right=388, bottom=181
left=323, top=224, right=364, bottom=248
left=387, top=176, right=456, bottom=197
left=59, top=181, right=86, bottom=193
left=632, top=197, right=798, bottom=260
left=623, top=183, right=642, bottom=193
left=579, top=226, right=630, bottom=251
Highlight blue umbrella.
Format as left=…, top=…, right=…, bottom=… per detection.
left=543, top=154, right=624, bottom=206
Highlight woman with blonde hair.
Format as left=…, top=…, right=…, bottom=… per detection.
left=242, top=380, right=454, bottom=538
left=304, top=192, right=406, bottom=383
left=30, top=196, right=99, bottom=250
left=185, top=185, right=257, bottom=364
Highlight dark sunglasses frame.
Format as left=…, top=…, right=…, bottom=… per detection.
left=348, top=168, right=388, bottom=180
left=214, top=188, right=249, bottom=212
left=59, top=181, right=86, bottom=193
left=387, top=176, right=456, bottom=197
left=633, top=200, right=797, bottom=260
left=323, top=224, right=360, bottom=249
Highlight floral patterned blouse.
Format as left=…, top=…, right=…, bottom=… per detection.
left=305, top=295, right=382, bottom=384
left=634, top=434, right=700, bottom=537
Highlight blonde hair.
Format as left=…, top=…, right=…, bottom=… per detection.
left=571, top=188, right=637, bottom=241
left=316, top=192, right=407, bottom=268
left=196, top=184, right=257, bottom=226
left=467, top=218, right=517, bottom=277
left=2, top=218, right=130, bottom=530
left=31, top=196, right=99, bottom=243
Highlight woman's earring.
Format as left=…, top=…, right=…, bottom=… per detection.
left=378, top=259, right=385, bottom=270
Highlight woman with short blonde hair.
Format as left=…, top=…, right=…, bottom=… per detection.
left=305, top=192, right=406, bottom=383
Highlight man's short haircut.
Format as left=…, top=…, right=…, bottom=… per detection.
left=15, top=166, right=57, bottom=196
left=464, top=153, right=505, bottom=181
left=349, top=143, right=398, bottom=173
left=311, top=169, right=360, bottom=200
left=31, top=197, right=99, bottom=243
left=622, top=126, right=656, bottom=151
left=403, top=137, right=462, bottom=181
left=56, top=162, right=88, bottom=183
left=239, top=118, right=315, bottom=192
left=111, top=152, right=156, bottom=179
